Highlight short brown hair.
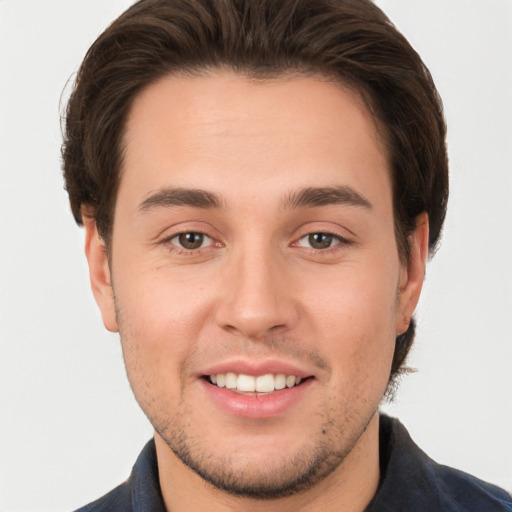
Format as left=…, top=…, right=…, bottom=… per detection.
left=62, top=0, right=449, bottom=387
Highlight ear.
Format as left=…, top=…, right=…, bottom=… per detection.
left=83, top=217, right=119, bottom=333
left=396, top=212, right=429, bottom=335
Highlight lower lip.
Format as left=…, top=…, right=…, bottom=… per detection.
left=201, top=378, right=313, bottom=419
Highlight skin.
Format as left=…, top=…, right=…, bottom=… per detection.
left=84, top=72, right=428, bottom=512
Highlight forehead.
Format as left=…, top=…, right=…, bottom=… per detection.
left=120, top=71, right=391, bottom=210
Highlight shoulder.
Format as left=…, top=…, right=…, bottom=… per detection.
left=73, top=482, right=131, bottom=512
left=432, top=463, right=512, bottom=512
left=369, top=415, right=512, bottom=512
left=72, top=439, right=165, bottom=512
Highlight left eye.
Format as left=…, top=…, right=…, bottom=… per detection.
left=297, top=233, right=342, bottom=250
left=169, top=232, right=212, bottom=250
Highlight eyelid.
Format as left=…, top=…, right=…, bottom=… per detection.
left=170, top=232, right=213, bottom=249
left=153, top=218, right=221, bottom=244
left=291, top=220, right=355, bottom=244
left=158, top=229, right=221, bottom=255
left=295, top=232, right=350, bottom=249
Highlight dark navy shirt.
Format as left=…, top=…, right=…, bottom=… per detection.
left=74, top=415, right=512, bottom=511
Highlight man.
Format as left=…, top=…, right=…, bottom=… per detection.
left=61, top=0, right=511, bottom=510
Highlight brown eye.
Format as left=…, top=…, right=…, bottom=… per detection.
left=177, top=232, right=206, bottom=250
left=307, top=233, right=335, bottom=249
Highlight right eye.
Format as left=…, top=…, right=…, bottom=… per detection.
left=168, top=232, right=213, bottom=251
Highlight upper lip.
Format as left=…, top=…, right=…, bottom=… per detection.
left=198, top=358, right=314, bottom=379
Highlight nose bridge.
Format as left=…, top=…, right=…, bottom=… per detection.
left=215, top=239, right=297, bottom=339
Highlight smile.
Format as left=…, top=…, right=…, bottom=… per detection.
left=208, top=373, right=304, bottom=394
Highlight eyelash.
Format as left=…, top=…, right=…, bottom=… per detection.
left=161, top=231, right=215, bottom=254
left=294, top=232, right=352, bottom=252
left=161, top=230, right=351, bottom=255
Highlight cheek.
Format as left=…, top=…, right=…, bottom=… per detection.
left=303, top=259, right=398, bottom=331
left=298, top=260, right=398, bottom=386
left=112, top=267, right=211, bottom=392
left=115, top=251, right=212, bottom=329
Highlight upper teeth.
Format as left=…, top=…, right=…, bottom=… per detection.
left=210, top=373, right=302, bottom=393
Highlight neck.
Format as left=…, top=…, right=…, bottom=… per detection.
left=155, top=412, right=381, bottom=512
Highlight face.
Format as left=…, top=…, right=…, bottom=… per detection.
left=86, top=72, right=426, bottom=499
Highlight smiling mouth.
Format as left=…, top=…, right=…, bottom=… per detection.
left=206, top=373, right=309, bottom=394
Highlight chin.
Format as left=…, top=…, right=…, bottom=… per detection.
left=154, top=403, right=378, bottom=500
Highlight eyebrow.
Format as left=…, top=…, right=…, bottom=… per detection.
left=138, top=188, right=223, bottom=214
left=283, top=186, right=372, bottom=210
left=137, top=184, right=372, bottom=215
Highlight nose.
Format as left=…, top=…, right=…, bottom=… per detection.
left=214, top=247, right=300, bottom=340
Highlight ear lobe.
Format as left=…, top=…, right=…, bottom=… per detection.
left=396, top=212, right=429, bottom=334
left=83, top=218, right=119, bottom=333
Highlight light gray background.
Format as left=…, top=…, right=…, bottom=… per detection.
left=1, top=1, right=511, bottom=510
